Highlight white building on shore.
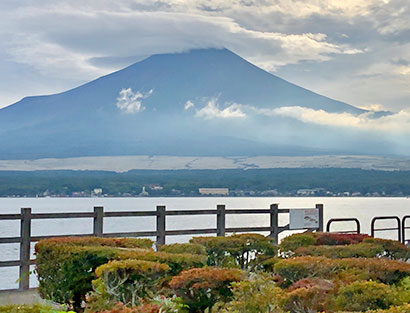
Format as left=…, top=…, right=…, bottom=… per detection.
left=198, top=188, right=229, bottom=196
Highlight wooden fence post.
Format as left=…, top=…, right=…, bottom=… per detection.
left=93, top=206, right=104, bottom=237
left=316, top=204, right=324, bottom=232
left=156, top=206, right=166, bottom=246
left=270, top=204, right=279, bottom=244
left=19, top=208, right=31, bottom=290
left=217, top=205, right=226, bottom=237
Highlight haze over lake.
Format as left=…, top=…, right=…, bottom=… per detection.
left=0, top=197, right=409, bottom=290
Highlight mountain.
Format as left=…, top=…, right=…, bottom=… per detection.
left=0, top=48, right=391, bottom=160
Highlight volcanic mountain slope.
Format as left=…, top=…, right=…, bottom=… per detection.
left=0, top=48, right=388, bottom=159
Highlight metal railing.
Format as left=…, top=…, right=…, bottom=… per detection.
left=402, top=215, right=410, bottom=245
left=326, top=218, right=361, bottom=234
left=371, top=216, right=401, bottom=242
left=0, top=203, right=324, bottom=291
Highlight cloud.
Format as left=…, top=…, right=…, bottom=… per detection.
left=269, top=106, right=410, bottom=132
left=115, top=88, right=152, bottom=114
left=195, top=98, right=246, bottom=119
left=0, top=0, right=410, bottom=113
left=184, top=100, right=194, bottom=110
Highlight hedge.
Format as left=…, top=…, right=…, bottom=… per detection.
left=280, top=233, right=409, bottom=260
left=273, top=256, right=410, bottom=286
left=35, top=237, right=206, bottom=310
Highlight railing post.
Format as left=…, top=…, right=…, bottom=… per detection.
left=270, top=204, right=279, bottom=244
left=316, top=204, right=324, bottom=232
left=156, top=205, right=166, bottom=246
left=217, top=204, right=226, bottom=237
left=19, top=208, right=31, bottom=291
left=93, top=206, right=104, bottom=237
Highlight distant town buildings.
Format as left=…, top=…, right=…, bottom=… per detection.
left=93, top=188, right=103, bottom=195
left=148, top=184, right=163, bottom=191
left=199, top=188, right=229, bottom=196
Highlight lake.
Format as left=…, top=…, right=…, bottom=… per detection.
left=0, top=197, right=409, bottom=289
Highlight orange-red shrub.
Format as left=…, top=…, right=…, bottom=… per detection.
left=169, top=267, right=245, bottom=313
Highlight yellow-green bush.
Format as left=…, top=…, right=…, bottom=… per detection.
left=335, top=281, right=399, bottom=312
left=94, top=260, right=170, bottom=307
left=365, top=303, right=410, bottom=312
left=157, top=243, right=207, bottom=256
left=0, top=304, right=74, bottom=313
left=190, top=234, right=276, bottom=269
left=294, top=242, right=386, bottom=258
left=215, top=274, right=284, bottom=313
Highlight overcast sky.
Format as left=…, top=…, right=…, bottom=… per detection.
left=1, top=0, right=409, bottom=112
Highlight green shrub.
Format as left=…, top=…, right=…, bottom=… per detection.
left=158, top=243, right=207, bottom=256
left=0, top=304, right=73, bottom=313
left=169, top=267, right=245, bottom=313
left=363, top=238, right=410, bottom=260
left=215, top=274, right=284, bottom=313
left=335, top=281, right=398, bottom=311
left=294, top=242, right=386, bottom=258
left=365, top=303, right=410, bottom=312
left=190, top=234, right=276, bottom=269
left=273, top=256, right=410, bottom=286
left=35, top=237, right=206, bottom=310
left=93, top=259, right=170, bottom=307
left=279, top=233, right=316, bottom=255
left=40, top=237, right=154, bottom=249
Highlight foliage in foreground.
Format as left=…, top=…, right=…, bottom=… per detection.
left=0, top=304, right=74, bottom=313
left=35, top=233, right=410, bottom=313
left=35, top=237, right=205, bottom=311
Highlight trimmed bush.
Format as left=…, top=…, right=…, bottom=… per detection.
left=215, top=275, right=284, bottom=313
left=158, top=243, right=207, bottom=256
left=365, top=303, right=410, bottom=312
left=279, top=284, right=335, bottom=313
left=190, top=234, right=276, bottom=269
left=294, top=242, right=386, bottom=259
left=362, top=238, right=410, bottom=260
left=273, top=256, right=410, bottom=286
left=314, top=233, right=370, bottom=245
left=169, top=267, right=245, bottom=313
left=294, top=238, right=410, bottom=260
left=0, top=304, right=73, bottom=313
left=94, top=260, right=170, bottom=306
left=36, top=237, right=206, bottom=310
left=335, top=281, right=398, bottom=311
left=279, top=233, right=316, bottom=255
left=40, top=237, right=154, bottom=249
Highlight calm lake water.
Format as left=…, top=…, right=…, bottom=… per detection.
left=0, top=197, right=409, bottom=289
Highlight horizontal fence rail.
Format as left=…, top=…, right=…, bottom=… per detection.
left=0, top=203, right=324, bottom=291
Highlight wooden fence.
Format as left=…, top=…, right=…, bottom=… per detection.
left=0, top=204, right=324, bottom=291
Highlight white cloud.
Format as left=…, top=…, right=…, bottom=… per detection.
left=115, top=88, right=152, bottom=114
left=195, top=98, right=246, bottom=119
left=184, top=100, right=194, bottom=110
left=269, top=106, right=410, bottom=132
